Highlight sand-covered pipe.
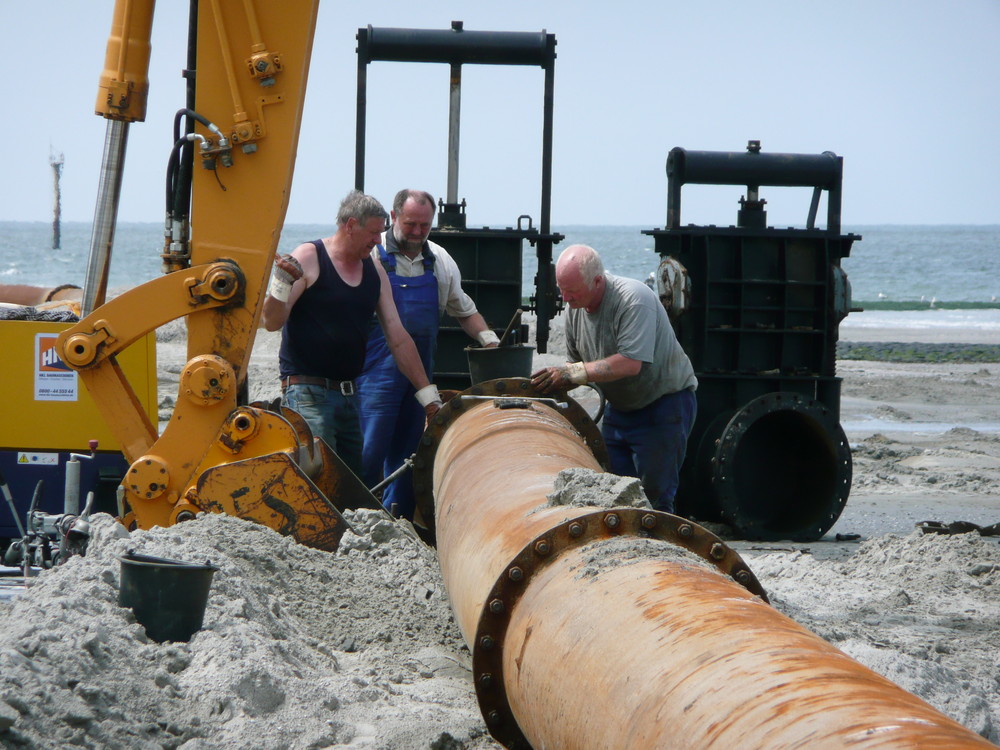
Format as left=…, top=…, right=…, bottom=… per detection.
left=417, top=380, right=993, bottom=749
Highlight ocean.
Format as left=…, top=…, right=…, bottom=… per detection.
left=2, top=221, right=999, bottom=335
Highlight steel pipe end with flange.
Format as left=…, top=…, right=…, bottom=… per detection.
left=694, top=391, right=852, bottom=542
left=412, top=377, right=608, bottom=538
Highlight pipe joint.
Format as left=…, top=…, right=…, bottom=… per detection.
left=471, top=508, right=767, bottom=748
left=413, top=378, right=608, bottom=534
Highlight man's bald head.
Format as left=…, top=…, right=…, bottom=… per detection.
left=556, top=244, right=606, bottom=312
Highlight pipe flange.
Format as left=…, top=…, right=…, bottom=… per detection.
left=471, top=508, right=768, bottom=749
left=413, top=378, right=608, bottom=537
left=712, top=391, right=852, bottom=541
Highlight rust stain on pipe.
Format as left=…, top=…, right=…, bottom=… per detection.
left=426, top=382, right=992, bottom=749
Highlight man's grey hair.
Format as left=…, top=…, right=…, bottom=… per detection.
left=337, top=190, right=388, bottom=227
left=393, top=189, right=435, bottom=214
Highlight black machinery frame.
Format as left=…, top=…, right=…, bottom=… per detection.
left=354, top=23, right=563, bottom=388
left=645, top=141, right=861, bottom=541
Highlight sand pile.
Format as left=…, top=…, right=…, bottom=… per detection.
left=744, top=531, right=1000, bottom=740
left=0, top=511, right=498, bottom=749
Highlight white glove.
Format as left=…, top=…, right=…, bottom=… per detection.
left=566, top=361, right=588, bottom=385
left=415, top=384, right=443, bottom=408
left=268, top=254, right=303, bottom=303
left=476, top=329, right=500, bottom=347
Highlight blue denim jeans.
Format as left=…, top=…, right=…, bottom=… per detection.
left=601, top=388, right=697, bottom=514
left=282, top=383, right=364, bottom=478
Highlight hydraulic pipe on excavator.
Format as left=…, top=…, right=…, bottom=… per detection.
left=415, top=379, right=993, bottom=750
left=85, top=0, right=155, bottom=316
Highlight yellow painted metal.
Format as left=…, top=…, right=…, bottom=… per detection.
left=192, top=453, right=349, bottom=552
left=57, top=262, right=242, bottom=462
left=431, top=397, right=994, bottom=749
left=95, top=0, right=155, bottom=122
left=185, top=0, right=318, bottom=369
left=0, top=320, right=156, bottom=453
left=55, top=0, right=347, bottom=547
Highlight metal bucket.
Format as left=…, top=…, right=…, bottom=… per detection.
left=465, top=344, right=534, bottom=384
left=118, top=551, right=219, bottom=643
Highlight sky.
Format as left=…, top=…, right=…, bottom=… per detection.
left=2, top=0, right=998, bottom=230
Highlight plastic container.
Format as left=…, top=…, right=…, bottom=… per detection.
left=465, top=344, right=534, bottom=384
left=118, top=551, right=219, bottom=643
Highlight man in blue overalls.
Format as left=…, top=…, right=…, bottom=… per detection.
left=357, top=189, right=499, bottom=519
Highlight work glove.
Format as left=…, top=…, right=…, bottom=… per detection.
left=268, top=254, right=304, bottom=303
left=415, top=384, right=444, bottom=420
left=476, top=330, right=501, bottom=348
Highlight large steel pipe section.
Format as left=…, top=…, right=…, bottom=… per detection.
left=421, top=380, right=992, bottom=749
left=693, top=392, right=852, bottom=541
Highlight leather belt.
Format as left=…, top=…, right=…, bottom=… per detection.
left=280, top=375, right=355, bottom=396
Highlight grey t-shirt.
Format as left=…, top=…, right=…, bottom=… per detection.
left=565, top=272, right=697, bottom=411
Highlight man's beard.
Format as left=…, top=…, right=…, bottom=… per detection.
left=394, top=226, right=425, bottom=255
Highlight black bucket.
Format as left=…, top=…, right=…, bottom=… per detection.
left=466, top=344, right=535, bottom=384
left=118, top=551, right=219, bottom=643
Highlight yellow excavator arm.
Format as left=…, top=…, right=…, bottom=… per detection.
left=57, top=0, right=367, bottom=550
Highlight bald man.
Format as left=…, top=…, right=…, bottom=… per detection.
left=531, top=244, right=697, bottom=514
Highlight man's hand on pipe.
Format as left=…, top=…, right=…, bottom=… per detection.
left=531, top=364, right=581, bottom=394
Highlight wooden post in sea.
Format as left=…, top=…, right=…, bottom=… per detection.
left=50, top=150, right=64, bottom=249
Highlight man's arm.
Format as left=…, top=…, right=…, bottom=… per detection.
left=456, top=312, right=499, bottom=347
left=531, top=353, right=641, bottom=394
left=261, top=244, right=318, bottom=331
left=373, top=262, right=442, bottom=416
left=433, top=244, right=499, bottom=347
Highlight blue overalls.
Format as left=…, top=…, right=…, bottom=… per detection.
left=357, top=244, right=439, bottom=519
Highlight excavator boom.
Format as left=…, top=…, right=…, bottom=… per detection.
left=57, top=0, right=366, bottom=550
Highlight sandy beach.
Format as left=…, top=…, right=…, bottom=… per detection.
left=0, top=310, right=997, bottom=748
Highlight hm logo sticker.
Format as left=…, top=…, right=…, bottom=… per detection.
left=38, top=335, right=71, bottom=372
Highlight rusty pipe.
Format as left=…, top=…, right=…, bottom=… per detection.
left=420, top=381, right=992, bottom=749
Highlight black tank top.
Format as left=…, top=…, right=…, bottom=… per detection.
left=278, top=240, right=381, bottom=380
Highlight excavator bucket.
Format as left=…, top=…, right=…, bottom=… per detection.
left=193, top=452, right=351, bottom=552
left=311, top=438, right=388, bottom=513
left=268, top=404, right=385, bottom=514
left=181, top=403, right=386, bottom=551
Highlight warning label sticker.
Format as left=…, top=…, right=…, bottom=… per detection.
left=35, top=333, right=78, bottom=401
left=17, top=452, right=59, bottom=466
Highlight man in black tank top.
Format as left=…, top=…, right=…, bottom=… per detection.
left=261, top=191, right=442, bottom=477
